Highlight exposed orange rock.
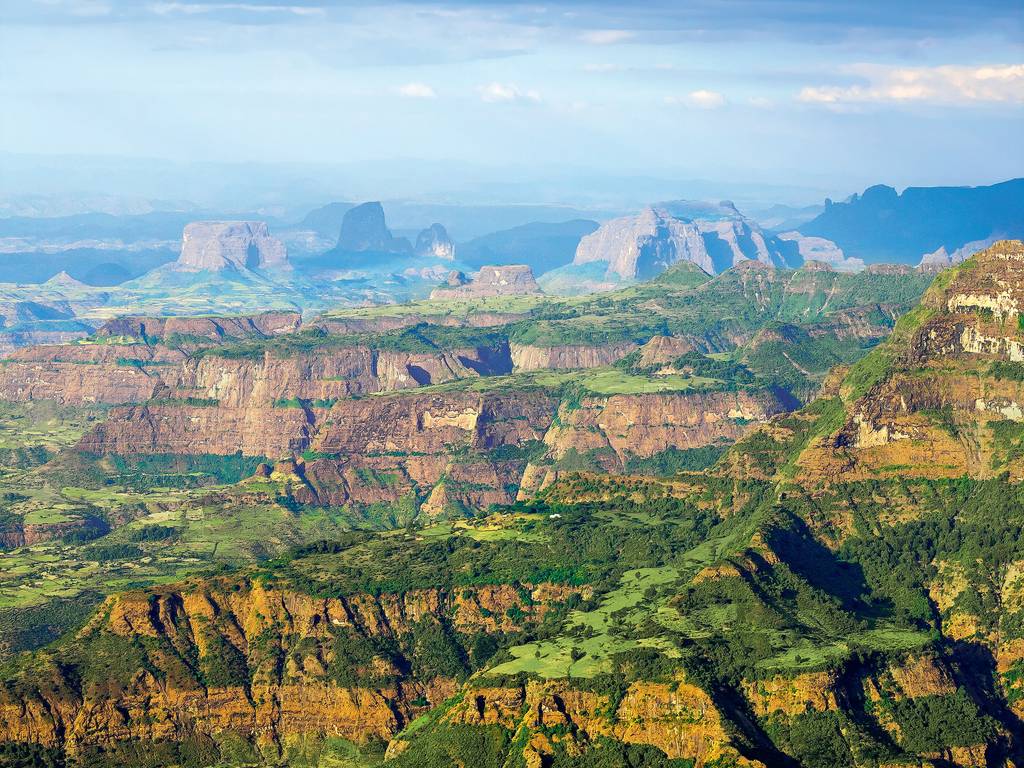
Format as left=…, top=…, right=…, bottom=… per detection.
left=797, top=240, right=1024, bottom=483
left=444, top=676, right=760, bottom=768
left=0, top=577, right=580, bottom=756
left=742, top=672, right=838, bottom=717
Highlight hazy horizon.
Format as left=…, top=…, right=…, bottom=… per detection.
left=2, top=0, right=1022, bottom=212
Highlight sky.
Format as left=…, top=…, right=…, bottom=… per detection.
left=1, top=0, right=1023, bottom=206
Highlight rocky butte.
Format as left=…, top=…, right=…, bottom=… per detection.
left=175, top=221, right=290, bottom=272
left=334, top=201, right=411, bottom=253
left=415, top=223, right=455, bottom=260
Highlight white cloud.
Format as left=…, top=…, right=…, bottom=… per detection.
left=799, top=63, right=1024, bottom=106
left=150, top=3, right=325, bottom=16
left=580, top=29, right=634, bottom=45
left=397, top=82, right=436, bottom=99
left=748, top=96, right=774, bottom=108
left=477, top=82, right=542, bottom=103
left=666, top=89, right=727, bottom=109
left=583, top=63, right=620, bottom=73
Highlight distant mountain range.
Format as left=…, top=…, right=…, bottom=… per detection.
left=797, top=178, right=1024, bottom=265
left=1, top=179, right=1021, bottom=299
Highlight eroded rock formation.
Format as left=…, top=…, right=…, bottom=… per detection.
left=177, top=222, right=289, bottom=271
left=429, top=265, right=540, bottom=299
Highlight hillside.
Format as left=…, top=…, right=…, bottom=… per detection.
left=3, top=251, right=1023, bottom=767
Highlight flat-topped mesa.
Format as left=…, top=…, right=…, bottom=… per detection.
left=429, top=265, right=540, bottom=300
left=865, top=263, right=914, bottom=276
left=176, top=221, right=289, bottom=272
left=415, top=223, right=455, bottom=260
left=95, top=311, right=303, bottom=342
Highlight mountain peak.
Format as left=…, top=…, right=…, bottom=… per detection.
left=336, top=201, right=411, bottom=254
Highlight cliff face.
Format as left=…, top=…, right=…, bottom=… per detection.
left=509, top=340, right=637, bottom=371
left=540, top=390, right=788, bottom=464
left=177, top=222, right=289, bottom=272
left=0, top=337, right=513, bottom=408
left=298, top=390, right=557, bottom=508
left=429, top=265, right=540, bottom=300
left=68, top=356, right=786, bottom=509
left=572, top=204, right=795, bottom=280
left=429, top=676, right=757, bottom=768
left=0, top=578, right=586, bottom=756
left=0, top=344, right=180, bottom=404
left=573, top=207, right=714, bottom=278
left=95, top=311, right=302, bottom=342
left=797, top=240, right=1024, bottom=481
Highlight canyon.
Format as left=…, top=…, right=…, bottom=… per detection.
left=1, top=248, right=1021, bottom=767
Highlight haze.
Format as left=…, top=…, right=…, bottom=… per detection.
left=2, top=0, right=1023, bottom=207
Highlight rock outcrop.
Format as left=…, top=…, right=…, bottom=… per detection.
left=176, top=221, right=289, bottom=271
left=572, top=202, right=797, bottom=280
left=0, top=578, right=584, bottom=758
left=95, top=311, right=302, bottom=342
left=335, top=202, right=411, bottom=253
left=429, top=265, right=540, bottom=300
left=795, top=240, right=1024, bottom=481
left=414, top=223, right=455, bottom=260
left=573, top=207, right=713, bottom=279
left=919, top=235, right=999, bottom=271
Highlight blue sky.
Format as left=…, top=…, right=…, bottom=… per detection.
left=2, top=0, right=1022, bottom=202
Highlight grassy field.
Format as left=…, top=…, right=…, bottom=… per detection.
left=0, top=401, right=108, bottom=451
left=371, top=365, right=722, bottom=399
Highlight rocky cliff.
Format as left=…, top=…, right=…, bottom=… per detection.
left=572, top=202, right=795, bottom=280
left=429, top=265, right=540, bottom=300
left=176, top=222, right=289, bottom=272
left=0, top=577, right=586, bottom=759
left=794, top=239, right=1024, bottom=481
left=414, top=223, right=455, bottom=260
left=335, top=202, right=411, bottom=253
left=573, top=207, right=714, bottom=279
left=95, top=311, right=302, bottom=342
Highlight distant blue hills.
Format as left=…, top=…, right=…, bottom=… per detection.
left=798, top=178, right=1024, bottom=265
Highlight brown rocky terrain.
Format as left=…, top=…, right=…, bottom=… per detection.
left=0, top=577, right=588, bottom=757
left=95, top=310, right=302, bottom=342
left=796, top=239, right=1024, bottom=481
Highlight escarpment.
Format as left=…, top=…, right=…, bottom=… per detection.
left=2, top=246, right=1023, bottom=767
left=0, top=577, right=588, bottom=756
left=795, top=240, right=1024, bottom=481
